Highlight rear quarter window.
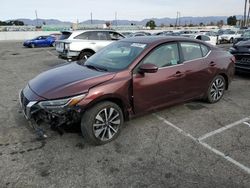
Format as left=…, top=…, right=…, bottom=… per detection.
left=200, top=44, right=210, bottom=57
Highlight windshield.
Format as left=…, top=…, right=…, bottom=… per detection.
left=84, top=41, right=147, bottom=72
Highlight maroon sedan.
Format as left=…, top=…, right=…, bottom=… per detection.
left=19, top=37, right=235, bottom=145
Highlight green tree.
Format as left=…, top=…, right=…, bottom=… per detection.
left=146, top=20, right=156, bottom=29
left=0, top=20, right=24, bottom=26
left=227, top=16, right=237, bottom=26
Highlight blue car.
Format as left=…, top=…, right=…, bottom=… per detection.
left=23, top=36, right=56, bottom=48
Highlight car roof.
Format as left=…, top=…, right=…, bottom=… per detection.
left=120, top=36, right=216, bottom=49
left=61, top=29, right=117, bottom=34
left=61, top=30, right=122, bottom=39
left=121, top=36, right=201, bottom=44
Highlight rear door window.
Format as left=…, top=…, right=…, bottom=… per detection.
left=74, top=31, right=109, bottom=40
left=180, top=42, right=203, bottom=61
left=74, top=31, right=91, bottom=39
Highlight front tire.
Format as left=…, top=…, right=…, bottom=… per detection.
left=30, top=44, right=35, bottom=48
left=81, top=101, right=124, bottom=145
left=207, top=75, right=226, bottom=103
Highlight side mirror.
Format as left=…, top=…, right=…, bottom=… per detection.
left=139, top=63, right=158, bottom=73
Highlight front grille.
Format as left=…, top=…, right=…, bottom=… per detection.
left=235, top=55, right=250, bottom=65
left=20, top=91, right=30, bottom=108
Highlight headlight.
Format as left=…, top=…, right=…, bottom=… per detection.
left=38, top=93, right=86, bottom=109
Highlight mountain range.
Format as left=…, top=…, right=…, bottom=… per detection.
left=7, top=16, right=242, bottom=26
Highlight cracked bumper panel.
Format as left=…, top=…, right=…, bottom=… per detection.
left=19, top=85, right=45, bottom=119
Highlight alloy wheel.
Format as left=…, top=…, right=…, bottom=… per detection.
left=93, top=107, right=121, bottom=141
left=210, top=77, right=225, bottom=102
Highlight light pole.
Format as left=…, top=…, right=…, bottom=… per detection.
left=244, top=0, right=247, bottom=26
left=35, top=10, right=38, bottom=27
left=247, top=0, right=250, bottom=26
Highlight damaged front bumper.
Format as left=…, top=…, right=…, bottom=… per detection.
left=19, top=87, right=84, bottom=137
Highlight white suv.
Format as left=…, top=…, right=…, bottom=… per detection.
left=56, top=30, right=125, bottom=61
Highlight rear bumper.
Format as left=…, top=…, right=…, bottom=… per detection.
left=57, top=50, right=80, bottom=61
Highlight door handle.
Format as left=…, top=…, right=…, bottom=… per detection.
left=174, top=71, right=185, bottom=77
left=209, top=62, right=216, bottom=67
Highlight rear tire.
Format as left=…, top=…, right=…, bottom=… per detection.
left=78, top=51, right=94, bottom=60
left=206, top=75, right=226, bottom=103
left=229, top=38, right=234, bottom=43
left=81, top=101, right=124, bottom=145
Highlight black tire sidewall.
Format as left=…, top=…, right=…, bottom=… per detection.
left=207, top=75, right=225, bottom=103
left=81, top=101, right=124, bottom=145
left=78, top=51, right=94, bottom=60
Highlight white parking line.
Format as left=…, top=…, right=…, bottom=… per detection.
left=199, top=141, right=250, bottom=174
left=198, top=117, right=250, bottom=141
left=153, top=113, right=250, bottom=175
left=45, top=50, right=57, bottom=57
left=153, top=113, right=197, bottom=141
left=243, top=121, right=250, bottom=128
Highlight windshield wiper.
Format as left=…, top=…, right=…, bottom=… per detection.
left=85, top=64, right=108, bottom=72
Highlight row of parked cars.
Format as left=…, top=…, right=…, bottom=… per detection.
left=23, top=29, right=250, bottom=75
left=20, top=28, right=239, bottom=145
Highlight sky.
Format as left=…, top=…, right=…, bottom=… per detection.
left=1, top=0, right=245, bottom=22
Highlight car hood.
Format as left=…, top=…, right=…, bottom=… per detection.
left=28, top=62, right=115, bottom=99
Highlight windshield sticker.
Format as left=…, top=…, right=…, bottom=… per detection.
left=131, top=43, right=146, bottom=48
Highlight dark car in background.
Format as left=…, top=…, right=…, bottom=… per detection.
left=19, top=37, right=235, bottom=145
left=230, top=40, right=250, bottom=73
left=23, top=35, right=56, bottom=48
